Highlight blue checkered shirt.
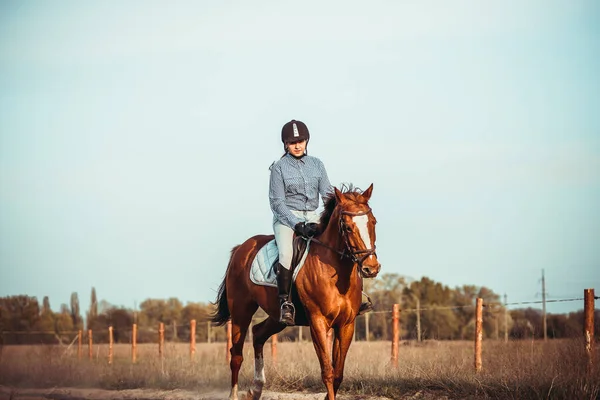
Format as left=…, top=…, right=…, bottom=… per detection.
left=269, top=154, right=332, bottom=228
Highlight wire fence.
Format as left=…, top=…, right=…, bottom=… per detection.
left=2, top=295, right=597, bottom=348
left=369, top=295, right=599, bottom=314
left=1, top=290, right=596, bottom=374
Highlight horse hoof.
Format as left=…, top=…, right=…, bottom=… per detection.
left=244, top=389, right=261, bottom=400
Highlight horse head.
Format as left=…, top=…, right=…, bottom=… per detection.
left=323, top=183, right=381, bottom=278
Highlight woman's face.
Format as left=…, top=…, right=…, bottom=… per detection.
left=286, top=139, right=307, bottom=157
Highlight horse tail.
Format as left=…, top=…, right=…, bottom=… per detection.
left=210, top=245, right=240, bottom=326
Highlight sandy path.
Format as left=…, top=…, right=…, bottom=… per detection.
left=0, top=387, right=400, bottom=400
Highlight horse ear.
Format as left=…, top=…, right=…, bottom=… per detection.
left=362, top=183, right=374, bottom=201
left=334, top=187, right=345, bottom=204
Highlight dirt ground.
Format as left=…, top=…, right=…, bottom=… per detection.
left=0, top=387, right=418, bottom=400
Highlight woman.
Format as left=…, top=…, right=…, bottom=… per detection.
left=269, top=119, right=371, bottom=326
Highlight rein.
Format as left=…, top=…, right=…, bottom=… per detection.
left=308, top=206, right=376, bottom=277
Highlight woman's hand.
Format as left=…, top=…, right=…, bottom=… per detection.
left=294, top=222, right=319, bottom=238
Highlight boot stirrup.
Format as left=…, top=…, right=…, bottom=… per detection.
left=281, top=300, right=295, bottom=314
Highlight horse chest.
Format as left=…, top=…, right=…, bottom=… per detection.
left=296, top=269, right=361, bottom=319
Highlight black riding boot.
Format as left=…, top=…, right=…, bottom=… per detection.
left=276, top=263, right=295, bottom=325
left=358, top=291, right=374, bottom=315
left=358, top=300, right=374, bottom=315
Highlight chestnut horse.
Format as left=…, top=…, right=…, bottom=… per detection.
left=211, top=184, right=381, bottom=400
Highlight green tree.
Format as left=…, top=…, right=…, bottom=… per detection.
left=0, top=296, right=41, bottom=332
left=55, top=304, right=74, bottom=333
left=36, top=296, right=55, bottom=332
left=87, top=287, right=98, bottom=329
left=94, top=306, right=134, bottom=343
left=451, top=285, right=478, bottom=339
left=180, top=302, right=211, bottom=341
left=70, top=292, right=83, bottom=330
left=138, top=298, right=184, bottom=327
left=360, top=273, right=406, bottom=340
left=404, top=277, right=458, bottom=340
left=42, top=296, right=51, bottom=314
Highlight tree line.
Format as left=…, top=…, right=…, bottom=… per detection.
left=1, top=274, right=596, bottom=345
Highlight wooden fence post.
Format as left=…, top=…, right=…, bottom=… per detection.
left=474, top=298, right=483, bottom=373
left=158, top=322, right=165, bottom=359
left=77, top=330, right=82, bottom=360
left=504, top=294, right=508, bottom=343
left=207, top=321, right=212, bottom=344
left=88, top=329, right=93, bottom=360
left=226, top=320, right=232, bottom=363
left=584, top=289, right=595, bottom=367
left=391, top=304, right=400, bottom=368
left=108, top=326, right=113, bottom=365
left=190, top=319, right=197, bottom=360
left=365, top=312, right=370, bottom=342
left=271, top=333, right=278, bottom=364
left=132, top=324, right=137, bottom=363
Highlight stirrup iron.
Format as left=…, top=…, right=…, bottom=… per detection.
left=279, top=300, right=296, bottom=325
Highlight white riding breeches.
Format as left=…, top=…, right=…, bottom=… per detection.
left=273, top=210, right=320, bottom=270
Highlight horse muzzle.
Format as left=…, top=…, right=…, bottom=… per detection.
left=360, top=259, right=381, bottom=278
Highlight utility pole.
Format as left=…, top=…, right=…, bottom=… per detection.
left=415, top=296, right=421, bottom=343
left=495, top=315, right=499, bottom=340
left=504, top=294, right=508, bottom=343
left=542, top=269, right=547, bottom=341
left=405, top=291, right=421, bottom=343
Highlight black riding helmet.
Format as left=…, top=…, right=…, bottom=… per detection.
left=281, top=120, right=310, bottom=146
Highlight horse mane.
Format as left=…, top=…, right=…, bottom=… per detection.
left=318, top=183, right=367, bottom=231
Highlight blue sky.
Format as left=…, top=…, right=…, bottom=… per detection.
left=1, top=1, right=598, bottom=317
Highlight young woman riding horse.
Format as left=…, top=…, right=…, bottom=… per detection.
left=211, top=182, right=380, bottom=400
left=269, top=119, right=371, bottom=324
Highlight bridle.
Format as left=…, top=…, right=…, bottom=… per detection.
left=339, top=207, right=377, bottom=268
left=310, top=206, right=377, bottom=275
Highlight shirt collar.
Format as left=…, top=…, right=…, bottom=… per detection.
left=286, top=153, right=306, bottom=163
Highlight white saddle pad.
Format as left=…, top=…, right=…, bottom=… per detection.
left=249, top=239, right=310, bottom=287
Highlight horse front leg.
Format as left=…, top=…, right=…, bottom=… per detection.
left=331, top=322, right=355, bottom=397
left=309, top=317, right=335, bottom=400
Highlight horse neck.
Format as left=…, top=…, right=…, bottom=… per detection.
left=319, top=207, right=344, bottom=253
left=317, top=207, right=356, bottom=278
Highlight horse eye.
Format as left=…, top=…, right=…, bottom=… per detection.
left=345, top=226, right=353, bottom=232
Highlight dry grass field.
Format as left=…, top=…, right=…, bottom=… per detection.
left=1, top=339, right=599, bottom=399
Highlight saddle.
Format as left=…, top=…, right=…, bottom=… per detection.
left=249, top=237, right=310, bottom=287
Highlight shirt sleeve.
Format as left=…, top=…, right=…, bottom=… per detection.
left=318, top=159, right=333, bottom=199
left=269, top=164, right=303, bottom=228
